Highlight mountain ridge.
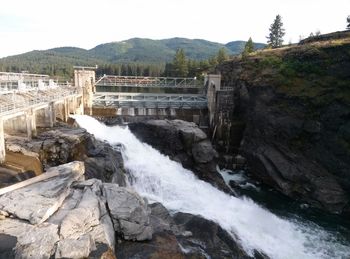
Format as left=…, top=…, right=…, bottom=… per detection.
left=0, top=37, right=265, bottom=76
left=2, top=37, right=266, bottom=61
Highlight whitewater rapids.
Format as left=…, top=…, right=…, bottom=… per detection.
left=73, top=115, right=350, bottom=259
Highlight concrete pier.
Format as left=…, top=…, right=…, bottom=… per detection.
left=0, top=119, right=5, bottom=163
left=0, top=71, right=91, bottom=163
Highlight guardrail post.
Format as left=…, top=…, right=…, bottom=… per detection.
left=48, top=102, right=55, bottom=127
left=63, top=98, right=69, bottom=122
left=0, top=118, right=5, bottom=163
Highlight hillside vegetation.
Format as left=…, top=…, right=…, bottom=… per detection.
left=0, top=38, right=265, bottom=78
left=223, top=32, right=350, bottom=108
left=217, top=31, right=350, bottom=215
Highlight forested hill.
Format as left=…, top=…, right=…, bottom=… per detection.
left=0, top=37, right=265, bottom=77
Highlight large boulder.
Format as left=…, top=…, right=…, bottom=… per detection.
left=0, top=161, right=84, bottom=224
left=0, top=163, right=118, bottom=258
left=173, top=212, right=265, bottom=259
left=51, top=179, right=116, bottom=259
left=103, top=183, right=153, bottom=241
left=116, top=203, right=256, bottom=259
left=128, top=120, right=231, bottom=193
left=0, top=219, right=59, bottom=259
left=0, top=161, right=116, bottom=258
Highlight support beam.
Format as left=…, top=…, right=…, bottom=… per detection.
left=0, top=119, right=5, bottom=163
left=64, top=98, right=69, bottom=122
left=48, top=102, right=55, bottom=127
left=206, top=74, right=221, bottom=128
left=26, top=109, right=36, bottom=139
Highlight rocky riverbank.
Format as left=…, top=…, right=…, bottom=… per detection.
left=0, top=122, right=256, bottom=258
left=128, top=119, right=232, bottom=194
left=216, top=31, right=350, bottom=216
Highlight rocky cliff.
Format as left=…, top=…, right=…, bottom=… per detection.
left=216, top=31, right=350, bottom=216
left=0, top=122, right=255, bottom=258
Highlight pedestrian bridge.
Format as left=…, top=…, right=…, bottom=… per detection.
left=95, top=75, right=200, bottom=88
left=93, top=75, right=207, bottom=109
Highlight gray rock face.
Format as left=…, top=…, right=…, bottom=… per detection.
left=50, top=178, right=116, bottom=258
left=0, top=160, right=254, bottom=259
left=0, top=162, right=116, bottom=258
left=55, top=235, right=95, bottom=258
left=6, top=125, right=126, bottom=186
left=0, top=219, right=59, bottom=259
left=217, top=58, right=350, bottom=215
left=128, top=120, right=231, bottom=193
left=237, top=86, right=350, bottom=215
left=104, top=183, right=153, bottom=241
left=192, top=140, right=217, bottom=164
left=253, top=145, right=348, bottom=213
left=173, top=212, right=264, bottom=259
left=117, top=204, right=255, bottom=259
left=0, top=161, right=84, bottom=224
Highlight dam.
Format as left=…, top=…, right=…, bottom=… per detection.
left=0, top=67, right=228, bottom=164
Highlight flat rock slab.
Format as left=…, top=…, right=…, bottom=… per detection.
left=0, top=161, right=84, bottom=224
left=0, top=218, right=59, bottom=259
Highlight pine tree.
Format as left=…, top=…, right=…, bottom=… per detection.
left=216, top=48, right=228, bottom=64
left=208, top=56, right=218, bottom=67
left=267, top=15, right=285, bottom=48
left=172, top=49, right=188, bottom=77
left=242, top=37, right=254, bottom=57
left=347, top=15, right=350, bottom=30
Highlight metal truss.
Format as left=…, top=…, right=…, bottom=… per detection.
left=93, top=93, right=207, bottom=109
left=95, top=75, right=202, bottom=88
left=0, top=87, right=81, bottom=115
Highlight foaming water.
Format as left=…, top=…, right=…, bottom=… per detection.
left=73, top=115, right=350, bottom=259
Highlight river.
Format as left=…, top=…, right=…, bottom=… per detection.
left=73, top=115, right=350, bottom=259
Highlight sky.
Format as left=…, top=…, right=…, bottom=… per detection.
left=0, top=0, right=349, bottom=58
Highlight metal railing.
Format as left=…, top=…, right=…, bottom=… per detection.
left=93, top=93, right=207, bottom=109
left=220, top=86, right=234, bottom=91
left=0, top=87, right=82, bottom=115
left=0, top=72, right=49, bottom=81
left=95, top=75, right=202, bottom=88
left=0, top=72, right=71, bottom=92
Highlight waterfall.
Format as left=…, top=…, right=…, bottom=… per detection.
left=73, top=115, right=350, bottom=259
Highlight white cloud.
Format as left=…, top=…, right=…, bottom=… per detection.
left=0, top=0, right=349, bottom=57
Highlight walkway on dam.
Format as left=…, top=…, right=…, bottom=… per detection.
left=94, top=75, right=207, bottom=109
left=0, top=72, right=84, bottom=163
left=0, top=87, right=81, bottom=116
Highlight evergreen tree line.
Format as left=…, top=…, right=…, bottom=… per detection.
left=96, top=63, right=164, bottom=77
left=0, top=52, right=229, bottom=80
left=0, top=62, right=74, bottom=79
left=163, top=48, right=229, bottom=79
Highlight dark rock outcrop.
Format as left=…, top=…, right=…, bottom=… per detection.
left=117, top=203, right=256, bottom=259
left=128, top=119, right=231, bottom=193
left=216, top=39, right=350, bottom=216
left=173, top=212, right=261, bottom=259
left=6, top=125, right=126, bottom=186
left=0, top=162, right=158, bottom=258
left=104, top=183, right=153, bottom=241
